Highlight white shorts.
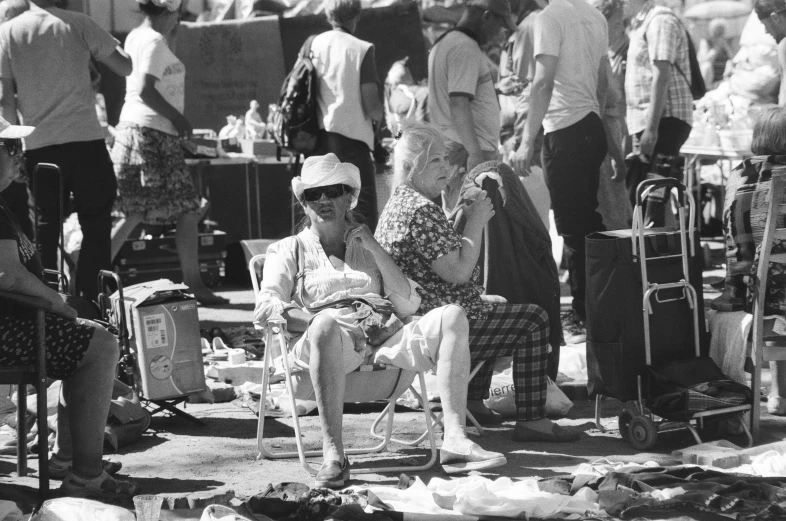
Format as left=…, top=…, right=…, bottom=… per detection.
left=288, top=305, right=459, bottom=375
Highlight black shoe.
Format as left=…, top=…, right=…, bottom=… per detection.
left=314, top=458, right=350, bottom=489
left=710, top=275, right=746, bottom=311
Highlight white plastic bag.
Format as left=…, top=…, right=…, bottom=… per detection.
left=30, top=498, right=134, bottom=521
left=200, top=504, right=255, bottom=521
left=0, top=500, right=23, bottom=521
left=485, top=368, right=573, bottom=418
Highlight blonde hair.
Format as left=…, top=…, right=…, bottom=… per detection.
left=391, top=122, right=445, bottom=189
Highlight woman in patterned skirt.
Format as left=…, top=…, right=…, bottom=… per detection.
left=375, top=122, right=581, bottom=443
left=0, top=117, right=138, bottom=500
left=110, top=0, right=227, bottom=305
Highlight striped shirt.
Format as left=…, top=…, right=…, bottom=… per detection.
left=625, top=7, right=693, bottom=136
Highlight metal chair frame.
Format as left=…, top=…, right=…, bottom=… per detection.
left=748, top=173, right=786, bottom=442
left=249, top=253, right=438, bottom=476
left=0, top=291, right=51, bottom=501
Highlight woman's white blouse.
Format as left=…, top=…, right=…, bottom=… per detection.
left=254, top=228, right=420, bottom=328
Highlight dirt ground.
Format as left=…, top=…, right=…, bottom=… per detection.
left=3, top=278, right=786, bottom=505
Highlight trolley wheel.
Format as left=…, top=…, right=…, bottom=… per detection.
left=628, top=415, right=658, bottom=450
left=618, top=410, right=634, bottom=442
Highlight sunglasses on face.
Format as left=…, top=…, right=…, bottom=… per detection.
left=0, top=139, right=22, bottom=157
left=302, top=184, right=350, bottom=202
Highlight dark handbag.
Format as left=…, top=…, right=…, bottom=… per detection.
left=293, top=236, right=404, bottom=347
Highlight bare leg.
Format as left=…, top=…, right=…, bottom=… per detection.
left=60, top=323, right=119, bottom=478
left=307, top=315, right=346, bottom=463
left=768, top=361, right=786, bottom=415
left=434, top=305, right=471, bottom=446
left=110, top=214, right=145, bottom=262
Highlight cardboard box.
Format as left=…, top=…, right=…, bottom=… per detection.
left=239, top=138, right=277, bottom=156
left=182, top=137, right=219, bottom=158
left=111, top=280, right=207, bottom=400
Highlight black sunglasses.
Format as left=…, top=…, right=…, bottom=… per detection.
left=302, top=184, right=350, bottom=202
left=0, top=139, right=22, bottom=157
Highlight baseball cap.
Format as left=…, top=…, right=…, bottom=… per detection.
left=0, top=115, right=33, bottom=139
left=469, top=0, right=517, bottom=31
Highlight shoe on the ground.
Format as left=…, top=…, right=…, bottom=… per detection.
left=58, top=470, right=139, bottom=502
left=710, top=275, right=747, bottom=312
left=314, top=458, right=350, bottom=489
left=768, top=396, right=786, bottom=416
left=49, top=455, right=122, bottom=480
left=561, top=313, right=586, bottom=345
left=512, top=422, right=581, bottom=443
left=440, top=443, right=507, bottom=474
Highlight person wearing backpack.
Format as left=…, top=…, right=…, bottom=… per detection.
left=309, top=0, right=384, bottom=231
left=625, top=0, right=699, bottom=228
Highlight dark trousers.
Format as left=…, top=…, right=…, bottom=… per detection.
left=0, top=180, right=33, bottom=239
left=629, top=117, right=692, bottom=226
left=26, top=140, right=117, bottom=300
left=542, top=112, right=607, bottom=320
left=313, top=131, right=378, bottom=231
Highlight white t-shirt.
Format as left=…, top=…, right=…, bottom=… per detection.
left=119, top=26, right=185, bottom=136
left=311, top=30, right=374, bottom=149
left=0, top=5, right=119, bottom=150
left=534, top=0, right=608, bottom=133
left=428, top=31, right=500, bottom=153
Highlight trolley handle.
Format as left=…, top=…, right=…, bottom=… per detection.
left=635, top=177, right=685, bottom=208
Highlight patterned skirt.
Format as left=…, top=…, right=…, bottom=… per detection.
left=111, top=124, right=201, bottom=225
left=0, top=313, right=94, bottom=380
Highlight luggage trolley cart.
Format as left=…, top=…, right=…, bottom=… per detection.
left=589, top=178, right=753, bottom=450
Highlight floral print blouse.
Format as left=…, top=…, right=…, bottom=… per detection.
left=375, top=184, right=491, bottom=320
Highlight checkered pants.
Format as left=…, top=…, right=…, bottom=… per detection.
left=468, top=303, right=550, bottom=421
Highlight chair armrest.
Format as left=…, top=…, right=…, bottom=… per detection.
left=0, top=290, right=54, bottom=311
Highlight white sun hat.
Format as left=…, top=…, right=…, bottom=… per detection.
left=292, top=153, right=362, bottom=208
left=0, top=115, right=34, bottom=139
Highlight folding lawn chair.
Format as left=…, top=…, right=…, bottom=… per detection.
left=249, top=253, right=438, bottom=476
left=747, top=172, right=786, bottom=442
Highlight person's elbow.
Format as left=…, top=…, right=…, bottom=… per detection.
left=0, top=266, right=23, bottom=293
left=102, top=48, right=133, bottom=77
left=436, top=264, right=475, bottom=285
left=531, top=75, right=555, bottom=96
left=361, top=83, right=384, bottom=122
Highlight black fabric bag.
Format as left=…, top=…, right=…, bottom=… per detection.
left=645, top=357, right=751, bottom=421
left=271, top=35, right=320, bottom=159
left=585, top=228, right=708, bottom=402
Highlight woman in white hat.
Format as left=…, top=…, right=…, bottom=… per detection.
left=0, top=117, right=137, bottom=501
left=254, top=153, right=506, bottom=489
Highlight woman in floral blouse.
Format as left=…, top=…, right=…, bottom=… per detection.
left=376, top=122, right=580, bottom=443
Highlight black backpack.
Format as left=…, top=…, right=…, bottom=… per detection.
left=271, top=35, right=320, bottom=159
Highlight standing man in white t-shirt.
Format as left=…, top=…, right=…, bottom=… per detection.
left=310, top=0, right=384, bottom=230
left=428, top=0, right=516, bottom=175
left=510, top=0, right=609, bottom=343
left=0, top=0, right=131, bottom=300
